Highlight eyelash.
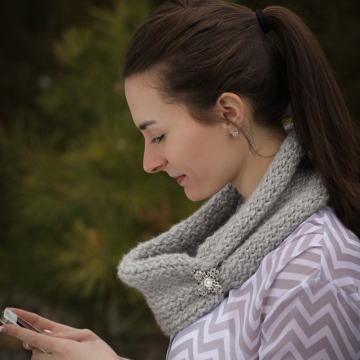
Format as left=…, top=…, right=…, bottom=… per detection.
left=151, top=134, right=165, bottom=144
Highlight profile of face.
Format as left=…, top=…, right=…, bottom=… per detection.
left=124, top=74, right=280, bottom=202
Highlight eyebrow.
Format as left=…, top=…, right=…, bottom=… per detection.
left=138, top=120, right=157, bottom=131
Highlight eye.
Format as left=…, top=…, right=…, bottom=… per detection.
left=151, top=134, right=165, bottom=144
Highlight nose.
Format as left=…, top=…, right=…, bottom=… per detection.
left=143, top=145, right=167, bottom=173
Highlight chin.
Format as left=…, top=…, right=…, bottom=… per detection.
left=184, top=187, right=217, bottom=202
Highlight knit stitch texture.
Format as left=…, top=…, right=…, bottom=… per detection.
left=117, top=126, right=330, bottom=336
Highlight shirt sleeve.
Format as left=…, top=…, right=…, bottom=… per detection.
left=259, top=277, right=360, bottom=359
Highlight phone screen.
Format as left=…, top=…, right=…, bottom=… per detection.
left=1, top=308, right=43, bottom=333
left=15, top=316, right=43, bottom=333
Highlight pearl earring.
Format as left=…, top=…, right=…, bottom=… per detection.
left=232, top=131, right=240, bottom=137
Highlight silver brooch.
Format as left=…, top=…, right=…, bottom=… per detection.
left=193, top=268, right=223, bottom=296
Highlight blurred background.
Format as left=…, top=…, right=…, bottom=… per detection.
left=0, top=0, right=359, bottom=359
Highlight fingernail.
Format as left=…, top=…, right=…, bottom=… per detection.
left=25, top=343, right=30, bottom=349
left=0, top=326, right=8, bottom=334
left=44, top=329, right=54, bottom=335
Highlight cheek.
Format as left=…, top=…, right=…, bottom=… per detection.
left=192, top=137, right=247, bottom=186
left=179, top=137, right=216, bottom=173
left=166, top=121, right=241, bottom=180
left=183, top=136, right=235, bottom=178
left=191, top=135, right=232, bottom=167
left=165, top=132, right=204, bottom=167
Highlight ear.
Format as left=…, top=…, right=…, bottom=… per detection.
left=215, top=92, right=246, bottom=133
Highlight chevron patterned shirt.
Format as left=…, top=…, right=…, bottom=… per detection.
left=166, top=206, right=360, bottom=359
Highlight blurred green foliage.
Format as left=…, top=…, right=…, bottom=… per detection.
left=0, top=1, right=199, bottom=358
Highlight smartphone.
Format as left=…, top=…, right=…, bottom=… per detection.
left=1, top=308, right=49, bottom=353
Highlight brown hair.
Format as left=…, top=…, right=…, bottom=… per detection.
left=123, top=0, right=360, bottom=237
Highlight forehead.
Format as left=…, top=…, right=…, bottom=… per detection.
left=124, top=75, right=164, bottom=123
left=125, top=75, right=160, bottom=105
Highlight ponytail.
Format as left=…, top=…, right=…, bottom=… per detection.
left=265, top=6, right=360, bottom=237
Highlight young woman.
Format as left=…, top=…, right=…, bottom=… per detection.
left=1, top=0, right=360, bottom=359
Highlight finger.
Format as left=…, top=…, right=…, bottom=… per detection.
left=2, top=324, right=65, bottom=353
left=43, top=329, right=55, bottom=335
left=9, top=308, right=74, bottom=333
left=51, top=329, right=98, bottom=342
left=23, top=341, right=34, bottom=350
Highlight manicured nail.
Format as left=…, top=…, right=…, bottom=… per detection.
left=0, top=326, right=8, bottom=334
left=44, top=329, right=54, bottom=335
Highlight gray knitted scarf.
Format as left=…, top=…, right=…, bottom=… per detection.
left=118, top=126, right=329, bottom=336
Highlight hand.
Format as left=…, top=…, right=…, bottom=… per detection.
left=0, top=308, right=129, bottom=360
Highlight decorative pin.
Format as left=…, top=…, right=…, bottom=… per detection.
left=193, top=268, right=223, bottom=296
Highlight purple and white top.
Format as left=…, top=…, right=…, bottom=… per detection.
left=167, top=206, right=360, bottom=359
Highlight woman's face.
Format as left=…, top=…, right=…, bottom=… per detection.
left=124, top=75, right=251, bottom=201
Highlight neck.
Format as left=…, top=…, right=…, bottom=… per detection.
left=231, top=127, right=287, bottom=201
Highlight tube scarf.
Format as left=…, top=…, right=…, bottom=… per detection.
left=118, top=126, right=329, bottom=336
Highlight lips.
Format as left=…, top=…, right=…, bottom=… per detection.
left=172, top=175, right=186, bottom=185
